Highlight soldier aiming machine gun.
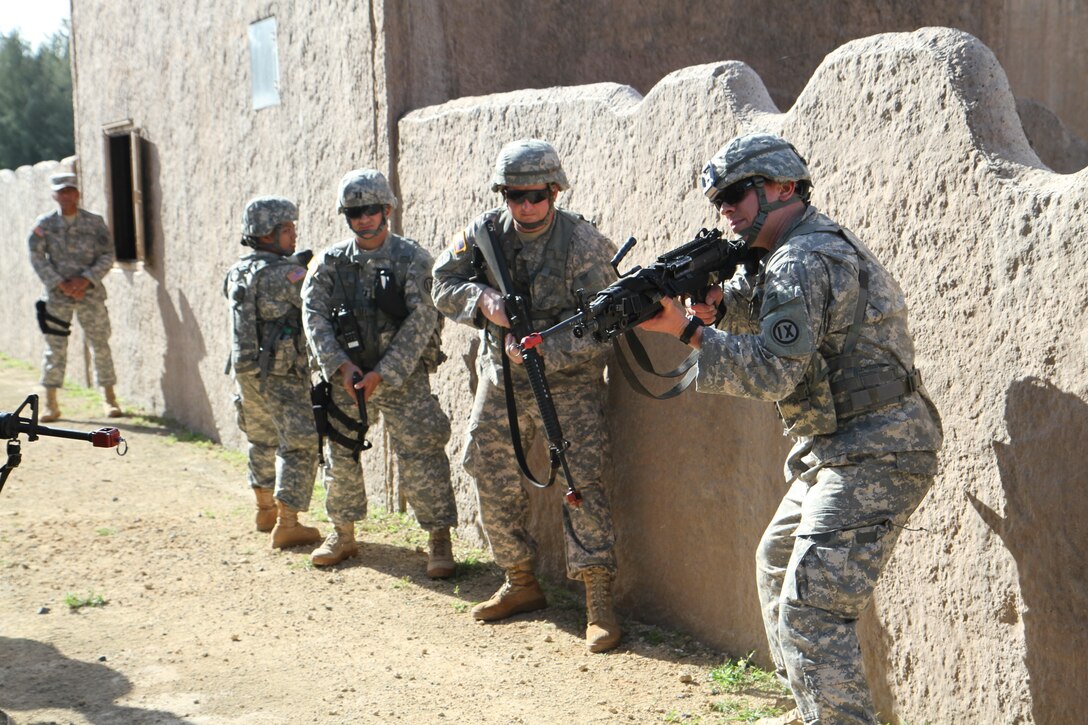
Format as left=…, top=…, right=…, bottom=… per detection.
left=521, top=228, right=764, bottom=399
left=0, top=393, right=125, bottom=494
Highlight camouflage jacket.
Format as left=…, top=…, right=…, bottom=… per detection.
left=431, top=207, right=617, bottom=379
left=302, top=233, right=441, bottom=388
left=223, top=250, right=309, bottom=378
left=28, top=209, right=114, bottom=298
left=698, top=205, right=943, bottom=461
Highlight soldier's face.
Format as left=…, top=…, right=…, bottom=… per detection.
left=273, top=221, right=297, bottom=254
left=53, top=187, right=79, bottom=215
left=504, top=185, right=554, bottom=228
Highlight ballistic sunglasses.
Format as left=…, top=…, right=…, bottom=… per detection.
left=710, top=178, right=758, bottom=210
left=344, top=204, right=384, bottom=219
left=502, top=187, right=551, bottom=204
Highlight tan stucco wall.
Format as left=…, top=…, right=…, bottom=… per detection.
left=0, top=3, right=1085, bottom=720
left=398, top=28, right=1087, bottom=723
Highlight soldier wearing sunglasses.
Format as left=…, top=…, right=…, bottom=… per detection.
left=301, top=169, right=457, bottom=576
left=431, top=139, right=623, bottom=653
left=639, top=133, right=943, bottom=725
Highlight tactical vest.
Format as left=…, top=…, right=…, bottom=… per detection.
left=771, top=220, right=923, bottom=437
left=473, top=208, right=579, bottom=343
left=326, top=243, right=445, bottom=373
left=224, top=256, right=305, bottom=379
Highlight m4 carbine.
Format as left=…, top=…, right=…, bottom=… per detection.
left=521, top=228, right=760, bottom=399
left=0, top=393, right=125, bottom=494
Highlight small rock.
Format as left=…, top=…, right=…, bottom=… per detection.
left=98, top=655, right=107, bottom=662
left=38, top=606, right=50, bottom=614
left=679, top=673, right=693, bottom=684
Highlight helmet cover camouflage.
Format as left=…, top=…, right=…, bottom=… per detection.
left=337, top=168, right=397, bottom=212
left=490, top=138, right=570, bottom=192
left=242, top=195, right=298, bottom=238
left=700, top=133, right=811, bottom=202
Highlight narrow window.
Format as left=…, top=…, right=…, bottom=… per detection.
left=101, top=120, right=146, bottom=266
left=249, top=17, right=280, bottom=110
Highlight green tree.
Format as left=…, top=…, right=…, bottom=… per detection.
left=0, top=24, right=74, bottom=170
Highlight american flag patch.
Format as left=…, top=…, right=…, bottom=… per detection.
left=287, top=267, right=306, bottom=283
left=452, top=232, right=468, bottom=256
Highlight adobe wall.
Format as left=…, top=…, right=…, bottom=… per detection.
left=398, top=28, right=1087, bottom=724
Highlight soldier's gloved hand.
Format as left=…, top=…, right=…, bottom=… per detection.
left=689, top=286, right=724, bottom=326
left=477, top=287, right=510, bottom=328
left=504, top=333, right=524, bottom=365
left=338, top=361, right=366, bottom=400
left=356, top=371, right=383, bottom=402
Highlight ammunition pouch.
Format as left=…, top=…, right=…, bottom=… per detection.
left=829, top=361, right=922, bottom=419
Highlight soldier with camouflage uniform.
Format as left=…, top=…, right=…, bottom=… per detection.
left=28, top=172, right=123, bottom=421
left=431, top=139, right=622, bottom=653
left=225, top=196, right=323, bottom=549
left=640, top=133, right=943, bottom=725
left=301, top=169, right=457, bottom=577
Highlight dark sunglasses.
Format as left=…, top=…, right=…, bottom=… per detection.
left=344, top=204, right=384, bottom=219
left=710, top=178, right=758, bottom=210
left=502, top=187, right=551, bottom=204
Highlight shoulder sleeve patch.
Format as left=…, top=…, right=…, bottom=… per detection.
left=32, top=225, right=45, bottom=237
left=451, top=231, right=468, bottom=256
left=759, top=295, right=815, bottom=358
left=287, top=266, right=307, bottom=283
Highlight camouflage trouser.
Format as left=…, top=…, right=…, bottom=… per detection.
left=756, top=448, right=938, bottom=725
left=462, top=365, right=615, bottom=580
left=39, top=292, right=116, bottom=388
left=233, top=370, right=319, bottom=511
left=322, top=366, right=456, bottom=530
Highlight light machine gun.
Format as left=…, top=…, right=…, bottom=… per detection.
left=522, top=228, right=762, bottom=399
left=0, top=393, right=126, bottom=494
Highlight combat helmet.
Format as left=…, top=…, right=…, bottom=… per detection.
left=337, top=168, right=397, bottom=212
left=241, top=195, right=298, bottom=244
left=490, top=139, right=570, bottom=192
left=700, top=133, right=811, bottom=243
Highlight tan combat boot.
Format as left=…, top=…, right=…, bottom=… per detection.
left=253, top=487, right=277, bottom=532
left=102, top=386, right=123, bottom=418
left=426, top=527, right=456, bottom=579
left=471, top=560, right=547, bottom=621
left=582, top=566, right=621, bottom=653
left=270, top=501, right=323, bottom=549
left=40, top=387, right=61, bottom=423
left=310, top=521, right=358, bottom=566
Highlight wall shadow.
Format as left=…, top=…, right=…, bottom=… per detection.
left=156, top=286, right=219, bottom=439
left=0, top=636, right=190, bottom=723
left=967, top=376, right=1088, bottom=724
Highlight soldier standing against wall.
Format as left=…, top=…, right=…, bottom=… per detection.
left=301, top=169, right=457, bottom=577
left=28, top=172, right=123, bottom=421
left=225, top=196, right=324, bottom=549
left=431, top=139, right=622, bottom=653
left=639, top=133, right=943, bottom=725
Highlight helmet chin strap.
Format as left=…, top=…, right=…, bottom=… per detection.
left=513, top=200, right=555, bottom=232
left=347, top=210, right=389, bottom=240
left=735, top=178, right=799, bottom=245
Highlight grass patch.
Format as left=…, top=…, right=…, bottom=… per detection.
left=0, top=352, right=35, bottom=372
left=710, top=698, right=781, bottom=721
left=95, top=527, right=115, bottom=536
left=64, top=592, right=107, bottom=610
left=708, top=652, right=786, bottom=694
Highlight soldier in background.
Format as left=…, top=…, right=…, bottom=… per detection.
left=431, top=139, right=622, bottom=653
left=225, top=196, right=323, bottom=549
left=639, top=133, right=943, bottom=725
left=301, top=169, right=457, bottom=576
left=28, top=172, right=123, bottom=421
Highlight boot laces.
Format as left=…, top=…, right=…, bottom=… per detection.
left=585, top=568, right=612, bottom=620
left=430, top=534, right=452, bottom=560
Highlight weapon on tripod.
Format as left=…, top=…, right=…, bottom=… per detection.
left=0, top=393, right=125, bottom=494
left=522, top=228, right=763, bottom=399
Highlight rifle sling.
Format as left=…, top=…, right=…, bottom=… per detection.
left=613, top=334, right=700, bottom=400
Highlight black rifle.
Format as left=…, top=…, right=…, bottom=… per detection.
left=0, top=394, right=125, bottom=494
left=522, top=228, right=761, bottom=398
left=474, top=219, right=582, bottom=506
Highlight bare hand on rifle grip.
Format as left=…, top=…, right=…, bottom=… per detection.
left=477, top=287, right=510, bottom=328
left=689, top=286, right=724, bottom=326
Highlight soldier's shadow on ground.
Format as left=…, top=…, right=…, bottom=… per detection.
left=0, top=636, right=191, bottom=724
left=312, top=539, right=717, bottom=660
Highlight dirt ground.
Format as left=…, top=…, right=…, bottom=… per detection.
left=0, top=360, right=787, bottom=725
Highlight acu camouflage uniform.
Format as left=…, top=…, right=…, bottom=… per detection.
left=431, top=206, right=619, bottom=579
left=28, top=208, right=117, bottom=388
left=224, top=249, right=317, bottom=511
left=700, top=202, right=943, bottom=725
left=302, top=233, right=455, bottom=531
